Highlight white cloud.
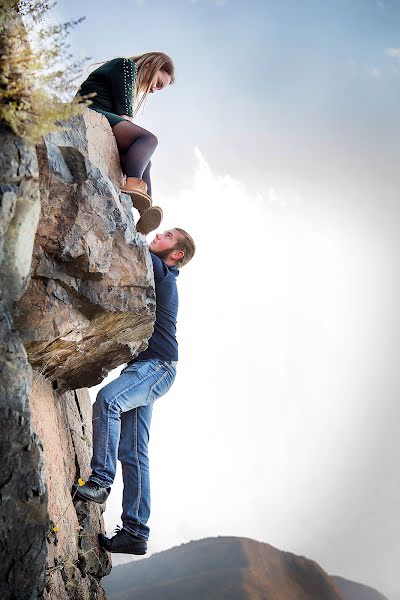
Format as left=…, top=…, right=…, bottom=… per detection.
left=371, top=66, right=381, bottom=78
left=96, top=150, right=399, bottom=592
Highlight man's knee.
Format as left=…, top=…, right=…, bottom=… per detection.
left=118, top=446, right=150, bottom=467
left=95, top=386, right=113, bottom=407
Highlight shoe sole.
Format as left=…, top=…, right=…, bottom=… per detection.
left=136, top=207, right=163, bottom=235
left=106, top=548, right=147, bottom=555
left=121, top=189, right=152, bottom=213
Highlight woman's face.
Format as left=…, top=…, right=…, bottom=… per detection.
left=149, top=69, right=172, bottom=93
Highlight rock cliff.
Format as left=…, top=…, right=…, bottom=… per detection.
left=16, top=110, right=155, bottom=391
left=0, top=110, right=156, bottom=599
left=0, top=123, right=47, bottom=600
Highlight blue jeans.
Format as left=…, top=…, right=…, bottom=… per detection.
left=90, top=359, right=176, bottom=539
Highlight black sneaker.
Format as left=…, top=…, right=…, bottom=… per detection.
left=73, top=480, right=111, bottom=504
left=98, top=526, right=147, bottom=555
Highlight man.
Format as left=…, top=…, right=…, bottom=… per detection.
left=74, top=228, right=196, bottom=555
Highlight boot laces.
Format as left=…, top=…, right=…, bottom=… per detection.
left=113, top=525, right=124, bottom=536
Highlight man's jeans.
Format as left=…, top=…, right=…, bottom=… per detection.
left=90, top=359, right=176, bottom=539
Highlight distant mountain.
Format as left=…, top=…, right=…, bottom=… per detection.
left=102, top=536, right=349, bottom=599
left=332, top=575, right=389, bottom=600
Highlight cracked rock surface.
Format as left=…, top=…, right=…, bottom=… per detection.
left=22, top=111, right=157, bottom=598
left=16, top=110, right=156, bottom=391
left=0, top=124, right=47, bottom=600
left=1, top=110, right=157, bottom=598
left=30, top=374, right=111, bottom=600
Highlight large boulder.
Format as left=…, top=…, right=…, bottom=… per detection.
left=16, top=110, right=156, bottom=391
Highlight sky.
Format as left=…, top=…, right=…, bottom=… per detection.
left=55, top=1, right=400, bottom=598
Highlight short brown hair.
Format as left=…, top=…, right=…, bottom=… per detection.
left=174, top=228, right=196, bottom=268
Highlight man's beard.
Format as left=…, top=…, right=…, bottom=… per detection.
left=152, top=247, right=175, bottom=261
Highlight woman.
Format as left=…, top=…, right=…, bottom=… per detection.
left=78, top=52, right=175, bottom=234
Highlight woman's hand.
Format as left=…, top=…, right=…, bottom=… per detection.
left=121, top=115, right=134, bottom=123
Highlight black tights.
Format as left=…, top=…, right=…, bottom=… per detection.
left=112, top=120, right=158, bottom=196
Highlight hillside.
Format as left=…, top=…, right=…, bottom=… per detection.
left=103, top=536, right=345, bottom=600
left=332, top=576, right=389, bottom=600
left=102, top=536, right=389, bottom=600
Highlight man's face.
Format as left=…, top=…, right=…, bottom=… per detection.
left=149, top=229, right=183, bottom=260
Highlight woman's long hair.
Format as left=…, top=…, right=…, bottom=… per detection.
left=129, top=52, right=175, bottom=115
left=87, top=52, right=175, bottom=116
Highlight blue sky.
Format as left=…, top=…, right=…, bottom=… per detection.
left=59, top=0, right=400, bottom=195
left=55, top=2, right=400, bottom=598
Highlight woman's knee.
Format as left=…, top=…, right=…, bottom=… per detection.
left=145, top=132, right=158, bottom=151
left=125, top=130, right=157, bottom=154
left=113, top=121, right=157, bottom=151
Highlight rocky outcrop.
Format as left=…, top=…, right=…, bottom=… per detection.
left=1, top=109, right=156, bottom=599
left=30, top=374, right=110, bottom=599
left=16, top=111, right=155, bottom=391
left=0, top=125, right=47, bottom=600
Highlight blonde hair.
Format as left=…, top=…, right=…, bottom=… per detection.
left=87, top=52, right=175, bottom=116
left=174, top=228, right=196, bottom=268
left=128, top=52, right=175, bottom=115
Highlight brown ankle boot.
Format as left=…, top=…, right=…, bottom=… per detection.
left=136, top=207, right=163, bottom=235
left=121, top=177, right=152, bottom=213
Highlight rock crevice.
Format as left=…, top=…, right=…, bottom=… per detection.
left=1, top=110, right=157, bottom=599
left=0, top=124, right=47, bottom=600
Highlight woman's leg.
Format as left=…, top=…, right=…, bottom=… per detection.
left=141, top=161, right=152, bottom=197
left=120, top=156, right=152, bottom=197
left=112, top=121, right=157, bottom=192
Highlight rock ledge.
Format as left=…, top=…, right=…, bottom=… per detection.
left=16, top=111, right=156, bottom=390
